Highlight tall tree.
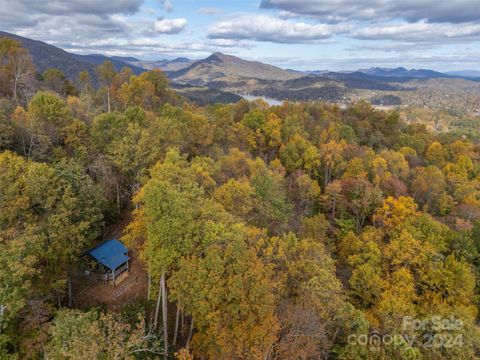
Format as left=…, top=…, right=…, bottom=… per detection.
left=0, top=37, right=35, bottom=102
left=125, top=149, right=229, bottom=357
left=96, top=60, right=116, bottom=112
left=170, top=225, right=278, bottom=359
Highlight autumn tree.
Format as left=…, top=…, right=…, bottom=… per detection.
left=47, top=309, right=162, bottom=359
left=24, top=91, right=70, bottom=160
left=41, top=68, right=69, bottom=95
left=96, top=60, right=116, bottom=112
left=170, top=224, right=278, bottom=359
left=77, top=69, right=92, bottom=95
left=411, top=166, right=448, bottom=213
left=250, top=162, right=292, bottom=230
left=125, top=149, right=229, bottom=357
left=0, top=37, right=35, bottom=102
left=319, top=140, right=346, bottom=186
left=213, top=178, right=256, bottom=219
left=0, top=152, right=104, bottom=314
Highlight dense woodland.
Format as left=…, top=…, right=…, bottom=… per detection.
left=1, top=37, right=480, bottom=359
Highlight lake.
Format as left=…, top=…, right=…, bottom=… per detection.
left=241, top=94, right=283, bottom=106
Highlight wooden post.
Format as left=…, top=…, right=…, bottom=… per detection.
left=126, top=260, right=129, bottom=272
left=112, top=269, right=115, bottom=287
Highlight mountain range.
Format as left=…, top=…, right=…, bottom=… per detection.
left=446, top=70, right=480, bottom=78
left=1, top=30, right=480, bottom=110
left=3, top=30, right=478, bottom=84
left=357, top=67, right=452, bottom=79
left=166, top=52, right=300, bottom=85
left=0, top=31, right=144, bottom=80
left=125, top=57, right=195, bottom=72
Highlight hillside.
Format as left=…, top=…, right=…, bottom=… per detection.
left=168, top=52, right=301, bottom=85
left=0, top=31, right=97, bottom=79
left=73, top=54, right=145, bottom=75
left=358, top=67, right=451, bottom=78
left=447, top=70, right=480, bottom=79
left=2, top=58, right=480, bottom=359
left=2, top=31, right=480, bottom=113
left=0, top=31, right=143, bottom=80
left=126, top=57, right=195, bottom=72
left=4, top=10, right=480, bottom=359
left=171, top=83, right=242, bottom=105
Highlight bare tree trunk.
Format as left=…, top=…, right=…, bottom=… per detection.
left=12, top=58, right=19, bottom=103
left=0, top=306, right=4, bottom=334
left=331, top=195, right=336, bottom=220
left=264, top=344, right=273, bottom=360
left=153, top=279, right=162, bottom=330
left=147, top=271, right=151, bottom=301
left=173, top=306, right=180, bottom=345
left=107, top=87, right=111, bottom=113
left=161, top=272, right=168, bottom=359
left=68, top=268, right=72, bottom=307
left=21, top=133, right=27, bottom=158
left=27, top=134, right=34, bottom=160
left=181, top=309, right=184, bottom=336
left=186, top=317, right=194, bottom=349
left=116, top=181, right=121, bottom=214
left=13, top=76, right=18, bottom=103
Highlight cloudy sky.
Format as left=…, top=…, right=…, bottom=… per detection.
left=1, top=0, right=479, bottom=71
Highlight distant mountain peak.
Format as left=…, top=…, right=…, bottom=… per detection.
left=446, top=70, right=480, bottom=78
left=111, top=55, right=141, bottom=62
left=205, top=52, right=232, bottom=63
left=168, top=52, right=300, bottom=85
left=358, top=66, right=450, bottom=79
left=171, top=57, right=191, bottom=63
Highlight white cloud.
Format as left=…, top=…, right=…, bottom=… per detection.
left=206, top=39, right=252, bottom=48
left=60, top=36, right=245, bottom=59
left=0, top=0, right=195, bottom=60
left=208, top=14, right=347, bottom=43
left=255, top=52, right=480, bottom=72
left=0, top=0, right=149, bottom=40
left=1, top=0, right=143, bottom=17
left=260, top=0, right=480, bottom=24
left=154, top=18, right=187, bottom=34
left=354, top=21, right=480, bottom=42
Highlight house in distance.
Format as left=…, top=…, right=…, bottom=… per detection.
left=88, top=239, right=130, bottom=285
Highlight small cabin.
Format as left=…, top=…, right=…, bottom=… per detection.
left=88, top=239, right=130, bottom=284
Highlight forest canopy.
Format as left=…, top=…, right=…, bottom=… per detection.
left=1, top=38, right=480, bottom=360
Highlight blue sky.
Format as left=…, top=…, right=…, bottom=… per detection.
left=1, top=0, right=480, bottom=71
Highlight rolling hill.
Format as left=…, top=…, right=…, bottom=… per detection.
left=168, top=52, right=301, bottom=85
left=72, top=54, right=144, bottom=75
left=123, top=57, right=195, bottom=72
left=447, top=70, right=480, bottom=79
left=2, top=31, right=480, bottom=111
left=0, top=31, right=98, bottom=80
left=358, top=67, right=452, bottom=79
left=0, top=31, right=143, bottom=80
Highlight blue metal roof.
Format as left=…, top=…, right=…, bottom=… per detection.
left=88, top=239, right=130, bottom=271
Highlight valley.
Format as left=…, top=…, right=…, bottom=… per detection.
left=2, top=30, right=480, bottom=115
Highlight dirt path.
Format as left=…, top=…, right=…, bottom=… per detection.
left=72, top=211, right=148, bottom=310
